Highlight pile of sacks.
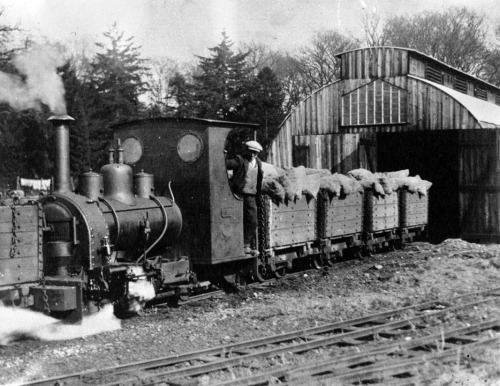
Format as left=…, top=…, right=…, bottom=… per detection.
left=348, top=168, right=432, bottom=197
left=261, top=163, right=432, bottom=205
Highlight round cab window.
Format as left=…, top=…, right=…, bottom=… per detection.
left=122, top=137, right=143, bottom=164
left=177, top=134, right=203, bottom=163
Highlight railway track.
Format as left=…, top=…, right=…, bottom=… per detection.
left=22, top=287, right=500, bottom=386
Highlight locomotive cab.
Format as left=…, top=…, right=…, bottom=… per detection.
left=113, top=118, right=259, bottom=282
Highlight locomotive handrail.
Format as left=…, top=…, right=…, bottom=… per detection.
left=98, top=196, right=121, bottom=247
left=167, top=181, right=175, bottom=204
left=136, top=194, right=168, bottom=264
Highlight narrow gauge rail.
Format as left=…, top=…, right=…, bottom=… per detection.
left=214, top=322, right=499, bottom=386
left=21, top=287, right=500, bottom=386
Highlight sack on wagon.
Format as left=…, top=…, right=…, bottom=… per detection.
left=416, top=179, right=433, bottom=196
left=348, top=168, right=374, bottom=181
left=305, top=168, right=332, bottom=177
left=377, top=175, right=398, bottom=195
left=261, top=162, right=285, bottom=179
left=276, top=173, right=296, bottom=203
left=303, top=173, right=322, bottom=200
left=396, top=175, right=422, bottom=194
left=282, top=166, right=306, bottom=202
left=319, top=175, right=342, bottom=199
left=262, top=178, right=286, bottom=204
left=333, top=173, right=362, bottom=196
left=385, top=169, right=410, bottom=179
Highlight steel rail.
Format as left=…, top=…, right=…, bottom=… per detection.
left=211, top=319, right=500, bottom=385
left=20, top=287, right=500, bottom=386
left=157, top=313, right=499, bottom=386
left=325, top=337, right=499, bottom=385
left=97, top=296, right=500, bottom=386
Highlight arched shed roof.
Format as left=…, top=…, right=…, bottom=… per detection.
left=412, top=76, right=500, bottom=128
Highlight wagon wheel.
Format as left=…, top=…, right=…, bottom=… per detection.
left=328, top=251, right=341, bottom=265
left=272, top=264, right=289, bottom=279
left=323, top=253, right=334, bottom=267
left=253, top=258, right=270, bottom=283
left=311, top=255, right=323, bottom=269
left=364, top=246, right=374, bottom=257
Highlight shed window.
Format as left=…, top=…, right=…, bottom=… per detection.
left=474, top=87, right=487, bottom=100
left=426, top=64, right=443, bottom=84
left=341, top=80, right=407, bottom=127
left=454, top=77, right=467, bottom=94
left=293, top=145, right=309, bottom=166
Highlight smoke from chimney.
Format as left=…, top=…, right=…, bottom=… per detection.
left=0, top=44, right=66, bottom=114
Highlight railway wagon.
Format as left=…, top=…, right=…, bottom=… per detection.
left=363, top=191, right=400, bottom=253
left=259, top=195, right=318, bottom=279
left=399, top=190, right=429, bottom=243
left=258, top=183, right=429, bottom=278
left=0, top=199, right=45, bottom=310
left=319, top=190, right=364, bottom=262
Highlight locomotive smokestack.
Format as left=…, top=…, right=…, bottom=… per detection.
left=48, top=114, right=75, bottom=194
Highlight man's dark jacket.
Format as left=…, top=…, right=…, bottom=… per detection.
left=226, top=155, right=263, bottom=195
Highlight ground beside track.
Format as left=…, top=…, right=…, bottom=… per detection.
left=1, top=238, right=500, bottom=385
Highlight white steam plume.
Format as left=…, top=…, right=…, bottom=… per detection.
left=0, top=44, right=67, bottom=114
left=0, top=303, right=121, bottom=345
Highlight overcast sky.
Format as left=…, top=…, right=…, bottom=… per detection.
left=0, top=0, right=499, bottom=63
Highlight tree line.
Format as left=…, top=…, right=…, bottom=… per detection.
left=0, top=6, right=500, bottom=188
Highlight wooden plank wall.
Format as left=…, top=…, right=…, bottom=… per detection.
left=458, top=130, right=500, bottom=242
left=341, top=47, right=409, bottom=80
left=270, top=81, right=342, bottom=168
left=291, top=134, right=361, bottom=172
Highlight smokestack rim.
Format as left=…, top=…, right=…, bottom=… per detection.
left=48, top=114, right=75, bottom=123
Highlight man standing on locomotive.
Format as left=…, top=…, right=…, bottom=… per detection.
left=226, top=141, right=264, bottom=255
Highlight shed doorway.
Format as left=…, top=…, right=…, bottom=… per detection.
left=377, top=131, right=460, bottom=243
left=378, top=130, right=500, bottom=244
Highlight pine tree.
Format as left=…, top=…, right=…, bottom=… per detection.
left=167, top=72, right=194, bottom=118
left=192, top=32, right=251, bottom=120
left=242, top=67, right=285, bottom=154
left=89, top=23, right=149, bottom=166
left=59, top=60, right=95, bottom=175
left=91, top=23, right=148, bottom=122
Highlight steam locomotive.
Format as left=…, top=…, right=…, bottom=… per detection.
left=0, top=116, right=428, bottom=321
